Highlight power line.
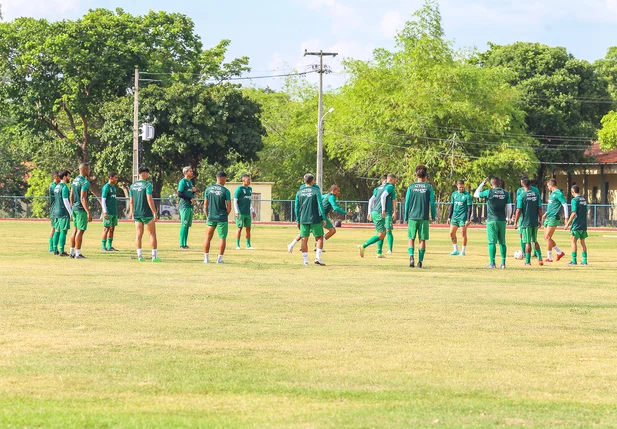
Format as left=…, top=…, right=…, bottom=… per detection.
left=139, top=71, right=316, bottom=81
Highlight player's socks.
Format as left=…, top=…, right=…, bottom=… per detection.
left=137, top=249, right=143, bottom=258
left=76, top=249, right=81, bottom=257
left=387, top=230, right=394, bottom=252
left=217, top=254, right=223, bottom=264
left=520, top=238, right=525, bottom=253
left=453, top=244, right=459, bottom=253
left=461, top=246, right=466, bottom=255
left=69, top=247, right=75, bottom=256
left=102, top=240, right=107, bottom=250
left=499, top=244, right=507, bottom=266
left=203, top=253, right=209, bottom=263
left=408, top=247, right=414, bottom=256
left=48, top=237, right=54, bottom=252
left=547, top=250, right=553, bottom=261
left=246, top=239, right=251, bottom=248
left=419, top=249, right=426, bottom=263
left=236, top=238, right=241, bottom=248
left=107, top=238, right=113, bottom=250
left=302, top=252, right=308, bottom=265
left=59, top=231, right=67, bottom=253
left=52, top=231, right=60, bottom=252
left=152, top=249, right=158, bottom=259
left=582, top=251, right=588, bottom=264
left=525, top=253, right=531, bottom=264
left=554, top=245, right=562, bottom=254
left=362, top=235, right=381, bottom=248
left=488, top=243, right=496, bottom=266
left=377, top=239, right=384, bottom=255
left=571, top=252, right=577, bottom=264
left=316, top=248, right=323, bottom=262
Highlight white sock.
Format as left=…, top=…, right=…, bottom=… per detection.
left=217, top=254, right=223, bottom=263
left=204, top=253, right=209, bottom=263
left=316, top=248, right=323, bottom=261
left=324, top=237, right=328, bottom=242
left=554, top=245, right=562, bottom=254
left=75, top=249, right=81, bottom=257
left=461, top=246, right=466, bottom=253
left=453, top=244, right=459, bottom=252
left=152, top=249, right=157, bottom=258
left=547, top=250, right=553, bottom=260
left=69, top=247, right=75, bottom=256
left=137, top=249, right=142, bottom=258
left=290, top=239, right=298, bottom=247
left=302, top=252, right=308, bottom=264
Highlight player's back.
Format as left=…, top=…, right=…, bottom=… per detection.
left=406, top=182, right=433, bottom=220
left=296, top=185, right=322, bottom=224
left=519, top=189, right=540, bottom=227
left=486, top=188, right=509, bottom=222
left=572, top=196, right=588, bottom=231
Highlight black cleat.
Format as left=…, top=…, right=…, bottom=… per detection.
left=108, top=247, right=119, bottom=252
left=53, top=251, right=59, bottom=256
left=180, top=246, right=190, bottom=250
left=59, top=252, right=70, bottom=257
left=409, top=255, right=415, bottom=268
left=417, top=261, right=423, bottom=269
left=314, top=260, right=326, bottom=266
left=75, top=254, right=87, bottom=259
left=70, top=254, right=75, bottom=259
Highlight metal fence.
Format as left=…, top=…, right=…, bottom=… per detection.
left=2, top=196, right=617, bottom=227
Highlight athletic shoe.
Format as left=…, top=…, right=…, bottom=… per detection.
left=180, top=246, right=190, bottom=250
left=449, top=250, right=460, bottom=256
left=303, top=261, right=309, bottom=266
left=409, top=255, right=415, bottom=268
left=460, top=252, right=466, bottom=256
left=376, top=254, right=385, bottom=259
left=386, top=250, right=392, bottom=255
left=417, top=261, right=423, bottom=269
left=247, top=247, right=255, bottom=250
left=203, top=260, right=208, bottom=264
left=216, top=260, right=224, bottom=264
left=313, top=248, right=326, bottom=252
left=53, top=251, right=59, bottom=256
left=75, top=254, right=87, bottom=259
left=545, top=259, right=553, bottom=263
left=138, top=257, right=144, bottom=262
left=69, top=254, right=75, bottom=259
left=556, top=252, right=565, bottom=261
left=524, top=263, right=532, bottom=266
left=314, top=260, right=326, bottom=266
left=59, top=252, right=70, bottom=257
left=500, top=264, right=506, bottom=269
left=538, top=259, right=544, bottom=266
left=235, top=246, right=241, bottom=250
left=101, top=248, right=109, bottom=252
left=287, top=244, right=294, bottom=254
left=108, top=247, right=119, bottom=252
left=486, top=264, right=496, bottom=269
left=581, top=262, right=588, bottom=266
left=567, top=261, right=577, bottom=266
left=358, top=245, right=364, bottom=258
left=152, top=258, right=161, bottom=262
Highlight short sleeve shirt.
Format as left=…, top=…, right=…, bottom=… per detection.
left=71, top=175, right=90, bottom=212
left=130, top=180, right=153, bottom=218
left=205, top=184, right=231, bottom=222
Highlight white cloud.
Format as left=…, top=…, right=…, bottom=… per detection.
left=307, top=0, right=363, bottom=33
left=1, top=0, right=81, bottom=20
left=380, top=10, right=405, bottom=39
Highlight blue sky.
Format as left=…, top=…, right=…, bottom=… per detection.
left=3, top=0, right=617, bottom=88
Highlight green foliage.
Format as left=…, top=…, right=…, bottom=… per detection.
left=599, top=111, right=617, bottom=150
left=595, top=47, right=617, bottom=100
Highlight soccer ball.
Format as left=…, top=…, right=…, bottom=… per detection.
left=513, top=250, right=524, bottom=260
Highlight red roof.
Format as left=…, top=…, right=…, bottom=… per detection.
left=586, top=142, right=617, bottom=164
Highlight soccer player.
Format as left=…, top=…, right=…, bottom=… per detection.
left=129, top=167, right=160, bottom=262
left=516, top=176, right=541, bottom=257
left=404, top=165, right=436, bottom=268
left=234, top=173, right=255, bottom=250
left=474, top=176, right=513, bottom=269
left=69, top=163, right=92, bottom=259
left=48, top=171, right=60, bottom=252
left=203, top=171, right=232, bottom=264
left=177, top=166, right=196, bottom=249
left=101, top=172, right=119, bottom=252
left=367, top=175, right=394, bottom=254
left=52, top=170, right=72, bottom=256
left=514, top=178, right=544, bottom=266
left=295, top=173, right=327, bottom=266
left=359, top=174, right=397, bottom=259
left=564, top=184, right=588, bottom=265
left=447, top=180, right=473, bottom=256
left=542, top=178, right=568, bottom=262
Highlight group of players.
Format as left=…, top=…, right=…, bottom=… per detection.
left=46, top=163, right=589, bottom=268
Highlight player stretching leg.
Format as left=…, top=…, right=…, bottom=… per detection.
left=69, top=163, right=92, bottom=259
left=234, top=174, right=255, bottom=250
left=514, top=178, right=543, bottom=266
left=564, top=184, right=588, bottom=266
left=129, top=167, right=160, bottom=262
left=447, top=179, right=472, bottom=256
left=404, top=165, right=436, bottom=268
left=203, top=171, right=232, bottom=264
left=48, top=171, right=60, bottom=252
left=101, top=172, right=119, bottom=251
left=177, top=166, right=196, bottom=250
left=474, top=177, right=512, bottom=269
left=294, top=174, right=327, bottom=266
left=52, top=170, right=72, bottom=256
left=542, top=178, right=568, bottom=262
left=358, top=174, right=396, bottom=259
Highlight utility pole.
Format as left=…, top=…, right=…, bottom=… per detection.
left=132, top=67, right=139, bottom=183
left=304, top=49, right=337, bottom=190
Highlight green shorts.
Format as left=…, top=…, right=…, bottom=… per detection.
left=521, top=227, right=538, bottom=244
left=486, top=221, right=506, bottom=245
left=135, top=217, right=153, bottom=225
left=235, top=214, right=252, bottom=228
left=53, top=217, right=70, bottom=231
left=571, top=230, right=588, bottom=240
left=299, top=223, right=324, bottom=238
left=543, top=218, right=560, bottom=227
left=371, top=211, right=393, bottom=233
left=324, top=219, right=334, bottom=229
left=180, top=207, right=193, bottom=228
left=207, top=221, right=229, bottom=239
left=450, top=219, right=467, bottom=228
left=103, top=215, right=118, bottom=228
left=50, top=217, right=55, bottom=227
left=73, top=211, right=88, bottom=231
left=408, top=220, right=430, bottom=240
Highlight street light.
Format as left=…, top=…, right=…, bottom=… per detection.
left=317, top=107, right=335, bottom=189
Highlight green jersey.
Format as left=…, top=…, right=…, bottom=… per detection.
left=373, top=183, right=396, bottom=215
left=101, top=183, right=117, bottom=216
left=52, top=183, right=70, bottom=218
left=295, top=184, right=325, bottom=224
left=205, top=184, right=231, bottom=222
left=479, top=188, right=511, bottom=222
left=322, top=193, right=346, bottom=217
left=571, top=196, right=588, bottom=231
left=516, top=188, right=541, bottom=228
left=177, top=178, right=194, bottom=210
left=450, top=191, right=473, bottom=221
left=545, top=189, right=567, bottom=220
left=49, top=181, right=58, bottom=215
left=71, top=175, right=90, bottom=212
left=404, top=182, right=437, bottom=221
left=516, top=186, right=540, bottom=200
left=130, top=180, right=153, bottom=218
left=234, top=186, right=253, bottom=215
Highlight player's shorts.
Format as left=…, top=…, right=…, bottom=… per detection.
left=135, top=217, right=153, bottom=225
left=324, top=219, right=334, bottom=229
left=486, top=221, right=506, bottom=245
left=207, top=221, right=228, bottom=239
left=50, top=216, right=55, bottom=227
left=235, top=214, right=252, bottom=228
left=299, top=223, right=324, bottom=238
left=571, top=230, right=588, bottom=240
left=53, top=217, right=70, bottom=231
left=103, top=215, right=118, bottom=228
left=180, top=207, right=193, bottom=228
left=73, top=210, right=88, bottom=231
left=543, top=218, right=560, bottom=227
left=371, top=211, right=393, bottom=233
left=450, top=219, right=467, bottom=228
left=521, top=227, right=538, bottom=244
left=408, top=220, right=430, bottom=240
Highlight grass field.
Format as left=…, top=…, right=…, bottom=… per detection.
left=2, top=220, right=617, bottom=428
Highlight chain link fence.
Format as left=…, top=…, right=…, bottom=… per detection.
left=2, top=196, right=617, bottom=227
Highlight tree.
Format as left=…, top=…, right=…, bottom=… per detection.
left=595, top=47, right=617, bottom=150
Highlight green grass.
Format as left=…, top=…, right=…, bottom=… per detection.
left=2, top=221, right=617, bottom=428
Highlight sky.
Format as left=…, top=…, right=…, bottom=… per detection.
left=2, top=0, right=617, bottom=89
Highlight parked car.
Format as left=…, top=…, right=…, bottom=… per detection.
left=159, top=199, right=179, bottom=218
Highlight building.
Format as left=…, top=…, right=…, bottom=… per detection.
left=225, top=182, right=274, bottom=222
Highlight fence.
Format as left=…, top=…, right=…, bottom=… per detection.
left=2, top=196, right=617, bottom=227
